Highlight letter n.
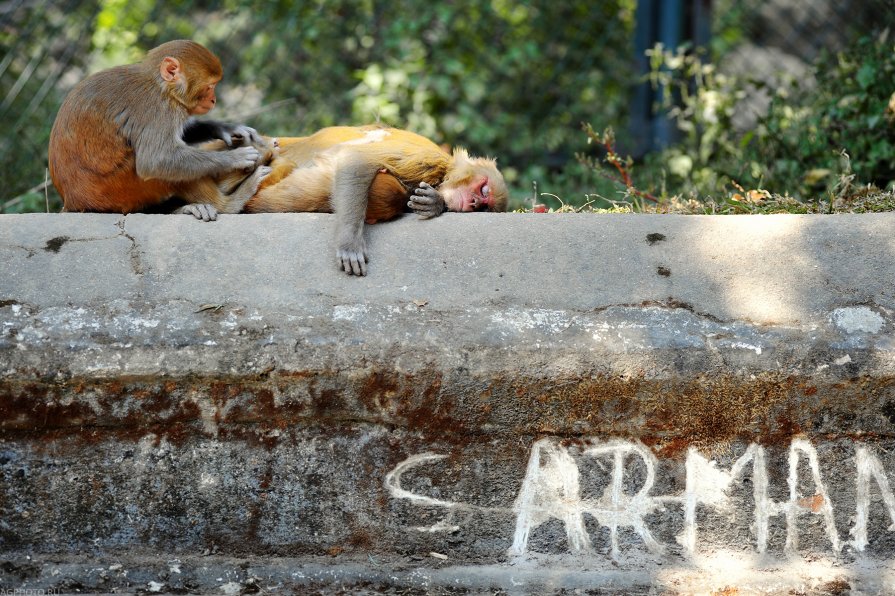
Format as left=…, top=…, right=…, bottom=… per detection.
left=851, top=446, right=895, bottom=551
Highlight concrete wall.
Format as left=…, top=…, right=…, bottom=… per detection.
left=2, top=212, right=895, bottom=594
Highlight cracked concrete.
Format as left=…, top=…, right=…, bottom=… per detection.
left=2, top=212, right=895, bottom=594
left=115, top=217, right=146, bottom=276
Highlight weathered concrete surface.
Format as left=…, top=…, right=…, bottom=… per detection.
left=2, top=212, right=895, bottom=594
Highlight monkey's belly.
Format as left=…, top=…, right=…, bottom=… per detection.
left=365, top=172, right=410, bottom=223
left=246, top=168, right=410, bottom=221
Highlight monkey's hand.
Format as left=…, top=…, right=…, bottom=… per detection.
left=409, top=182, right=446, bottom=219
left=226, top=125, right=261, bottom=148
left=337, top=238, right=368, bottom=276
left=225, top=146, right=262, bottom=172
left=183, top=119, right=261, bottom=148
left=178, top=203, right=219, bottom=222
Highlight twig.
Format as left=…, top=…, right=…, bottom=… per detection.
left=581, top=123, right=659, bottom=203
left=2, top=179, right=52, bottom=212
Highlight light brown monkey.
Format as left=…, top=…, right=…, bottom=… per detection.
left=243, top=126, right=508, bottom=276
left=48, top=39, right=265, bottom=220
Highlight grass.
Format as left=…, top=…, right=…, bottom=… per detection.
left=517, top=187, right=895, bottom=215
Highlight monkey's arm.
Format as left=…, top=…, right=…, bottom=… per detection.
left=408, top=181, right=446, bottom=219
left=332, top=154, right=380, bottom=276
left=182, top=118, right=261, bottom=147
left=276, top=137, right=306, bottom=148
left=135, top=132, right=260, bottom=181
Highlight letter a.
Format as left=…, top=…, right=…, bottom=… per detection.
left=509, top=439, right=590, bottom=556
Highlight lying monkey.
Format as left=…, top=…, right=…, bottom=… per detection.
left=239, top=125, right=509, bottom=276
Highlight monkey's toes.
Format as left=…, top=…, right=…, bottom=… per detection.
left=337, top=249, right=368, bottom=276
left=181, top=203, right=218, bottom=222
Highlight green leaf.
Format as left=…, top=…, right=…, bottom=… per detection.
left=857, top=63, right=876, bottom=89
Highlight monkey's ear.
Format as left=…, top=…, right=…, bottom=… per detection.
left=451, top=147, right=471, bottom=164
left=159, top=57, right=181, bottom=82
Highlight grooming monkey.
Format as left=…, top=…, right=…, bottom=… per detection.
left=48, top=40, right=267, bottom=220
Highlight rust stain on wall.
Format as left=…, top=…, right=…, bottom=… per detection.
left=1, top=372, right=893, bottom=452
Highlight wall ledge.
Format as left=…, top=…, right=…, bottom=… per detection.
left=2, top=213, right=895, bottom=593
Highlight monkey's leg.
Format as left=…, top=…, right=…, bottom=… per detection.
left=332, top=154, right=378, bottom=276
left=219, top=165, right=272, bottom=214
left=409, top=181, right=446, bottom=219
left=217, top=169, right=252, bottom=195
left=245, top=164, right=333, bottom=213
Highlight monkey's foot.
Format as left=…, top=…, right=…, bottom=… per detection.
left=409, top=182, right=446, bottom=219
left=178, top=203, right=219, bottom=222
left=337, top=243, right=368, bottom=276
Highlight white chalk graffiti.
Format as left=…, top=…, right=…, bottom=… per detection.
left=853, top=446, right=895, bottom=551
left=678, top=438, right=842, bottom=555
left=384, top=453, right=505, bottom=533
left=385, top=437, right=895, bottom=558
left=510, top=440, right=663, bottom=558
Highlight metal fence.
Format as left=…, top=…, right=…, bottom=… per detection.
left=631, top=0, right=895, bottom=155
left=1, top=0, right=893, bottom=211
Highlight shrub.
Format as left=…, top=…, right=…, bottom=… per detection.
left=580, top=29, right=895, bottom=209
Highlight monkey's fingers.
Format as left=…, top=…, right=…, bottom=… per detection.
left=411, top=188, right=438, bottom=203
left=409, top=183, right=446, bottom=219
left=234, top=126, right=261, bottom=145
left=226, top=125, right=261, bottom=147
left=408, top=203, right=444, bottom=219
left=179, top=203, right=219, bottom=222
left=230, top=146, right=262, bottom=170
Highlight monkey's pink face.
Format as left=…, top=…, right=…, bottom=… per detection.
left=444, top=177, right=497, bottom=212
left=191, top=83, right=217, bottom=115
left=439, top=157, right=508, bottom=213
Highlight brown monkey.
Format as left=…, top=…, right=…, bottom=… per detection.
left=48, top=39, right=264, bottom=220
left=244, top=126, right=508, bottom=275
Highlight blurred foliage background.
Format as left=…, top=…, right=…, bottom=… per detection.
left=1, top=0, right=894, bottom=214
